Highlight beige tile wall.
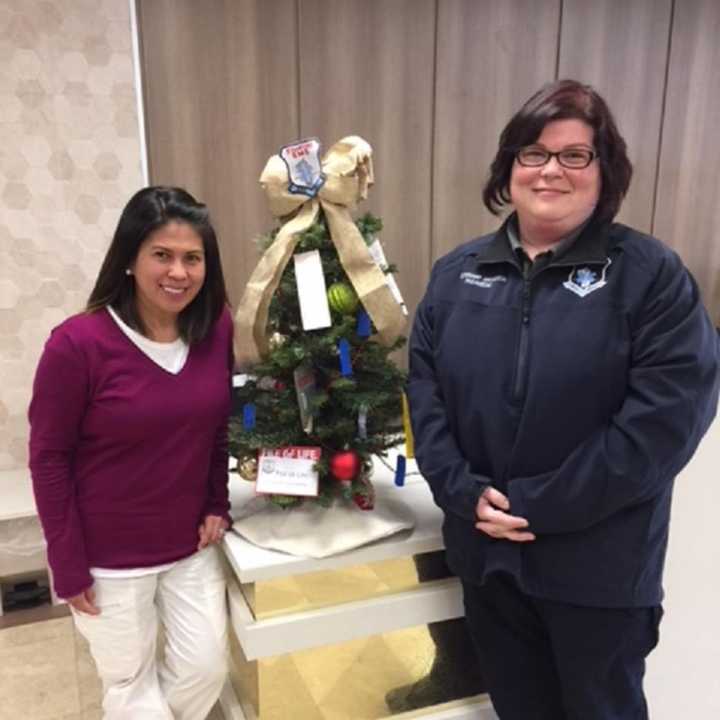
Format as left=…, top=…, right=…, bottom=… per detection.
left=0, top=0, right=143, bottom=471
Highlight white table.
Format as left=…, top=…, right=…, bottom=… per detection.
left=219, top=455, right=497, bottom=720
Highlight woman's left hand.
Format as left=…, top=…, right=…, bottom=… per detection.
left=197, top=514, right=230, bottom=550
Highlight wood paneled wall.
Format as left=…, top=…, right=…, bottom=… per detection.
left=297, top=0, right=436, bottom=323
left=138, top=0, right=720, bottom=324
left=139, top=0, right=298, bottom=298
left=654, top=0, right=720, bottom=316
left=433, top=0, right=560, bottom=256
left=558, top=0, right=672, bottom=231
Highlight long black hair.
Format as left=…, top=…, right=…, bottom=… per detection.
left=87, top=186, right=228, bottom=344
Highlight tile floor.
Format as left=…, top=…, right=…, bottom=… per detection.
left=0, top=607, right=224, bottom=720
left=0, top=608, right=101, bottom=720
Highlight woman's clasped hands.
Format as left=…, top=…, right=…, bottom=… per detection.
left=475, top=486, right=536, bottom=542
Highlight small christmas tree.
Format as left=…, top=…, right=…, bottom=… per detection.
left=230, top=138, right=407, bottom=510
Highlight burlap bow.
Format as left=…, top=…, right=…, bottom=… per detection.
left=234, top=136, right=406, bottom=369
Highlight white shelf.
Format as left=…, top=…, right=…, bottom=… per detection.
left=228, top=574, right=463, bottom=660
left=218, top=676, right=497, bottom=720
left=0, top=470, right=38, bottom=522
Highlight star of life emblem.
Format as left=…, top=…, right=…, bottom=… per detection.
left=280, top=138, right=325, bottom=198
left=563, top=258, right=612, bottom=298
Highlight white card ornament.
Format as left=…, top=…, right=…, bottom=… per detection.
left=294, top=250, right=332, bottom=330
left=293, top=364, right=318, bottom=434
left=256, top=447, right=321, bottom=497
left=357, top=403, right=369, bottom=439
left=368, top=238, right=408, bottom=316
left=280, top=138, right=325, bottom=198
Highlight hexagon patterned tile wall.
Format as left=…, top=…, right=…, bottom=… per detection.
left=0, top=0, right=143, bottom=470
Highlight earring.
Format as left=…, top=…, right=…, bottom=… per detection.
left=125, top=268, right=132, bottom=276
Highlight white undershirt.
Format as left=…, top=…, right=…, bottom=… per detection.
left=91, top=307, right=192, bottom=579
left=106, top=306, right=189, bottom=374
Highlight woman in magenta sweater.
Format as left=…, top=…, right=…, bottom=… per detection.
left=29, top=186, right=233, bottom=720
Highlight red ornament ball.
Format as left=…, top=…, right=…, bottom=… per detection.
left=330, top=450, right=361, bottom=481
left=353, top=491, right=374, bottom=511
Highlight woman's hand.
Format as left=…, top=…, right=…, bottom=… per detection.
left=68, top=587, right=100, bottom=615
left=198, top=514, right=230, bottom=550
left=475, top=487, right=536, bottom=542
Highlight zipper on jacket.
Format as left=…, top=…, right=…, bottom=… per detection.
left=512, top=265, right=532, bottom=403
left=509, top=253, right=609, bottom=404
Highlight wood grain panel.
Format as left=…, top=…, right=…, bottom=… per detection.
left=653, top=0, right=720, bottom=322
left=138, top=0, right=299, bottom=306
left=432, top=0, right=561, bottom=260
left=558, top=0, right=673, bottom=232
left=138, top=0, right=210, bottom=192
left=297, top=0, right=436, bottom=326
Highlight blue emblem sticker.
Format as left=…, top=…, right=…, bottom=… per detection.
left=563, top=258, right=612, bottom=298
left=280, top=138, right=325, bottom=198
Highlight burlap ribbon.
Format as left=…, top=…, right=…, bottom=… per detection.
left=234, top=136, right=406, bottom=369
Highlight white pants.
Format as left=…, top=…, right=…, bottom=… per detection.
left=72, top=547, right=228, bottom=720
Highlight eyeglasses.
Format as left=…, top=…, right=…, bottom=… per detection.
left=515, top=146, right=597, bottom=169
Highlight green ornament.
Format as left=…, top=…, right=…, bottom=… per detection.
left=327, top=282, right=359, bottom=315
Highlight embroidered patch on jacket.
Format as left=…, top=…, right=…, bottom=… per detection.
left=460, top=271, right=508, bottom=289
left=563, top=258, right=612, bottom=298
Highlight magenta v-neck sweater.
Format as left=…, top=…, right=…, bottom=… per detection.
left=29, top=307, right=233, bottom=598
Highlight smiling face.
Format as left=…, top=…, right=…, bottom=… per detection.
left=130, top=221, right=206, bottom=331
left=510, top=118, right=601, bottom=243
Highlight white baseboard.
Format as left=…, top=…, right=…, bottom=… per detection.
left=216, top=681, right=497, bottom=720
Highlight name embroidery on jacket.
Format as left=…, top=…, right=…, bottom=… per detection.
left=563, top=258, right=612, bottom=298
left=460, top=271, right=508, bottom=289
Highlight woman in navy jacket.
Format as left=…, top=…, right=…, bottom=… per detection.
left=407, top=79, right=719, bottom=720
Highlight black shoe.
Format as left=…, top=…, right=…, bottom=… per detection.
left=385, top=670, right=486, bottom=713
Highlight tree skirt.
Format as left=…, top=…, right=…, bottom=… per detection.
left=231, top=495, right=415, bottom=558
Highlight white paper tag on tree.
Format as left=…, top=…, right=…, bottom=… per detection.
left=256, top=447, right=321, bottom=496
left=294, top=250, right=332, bottom=330
left=293, top=363, right=318, bottom=434
left=232, top=373, right=256, bottom=387
left=368, top=239, right=408, bottom=316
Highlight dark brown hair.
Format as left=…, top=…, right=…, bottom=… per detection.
left=483, top=79, right=633, bottom=223
left=87, top=186, right=228, bottom=344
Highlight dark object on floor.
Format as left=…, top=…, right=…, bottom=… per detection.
left=2, top=580, right=51, bottom=612
left=386, top=552, right=487, bottom=713
left=385, top=650, right=487, bottom=713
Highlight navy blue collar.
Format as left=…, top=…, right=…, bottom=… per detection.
left=474, top=213, right=611, bottom=270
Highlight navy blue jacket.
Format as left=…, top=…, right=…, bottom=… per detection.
left=408, top=216, right=719, bottom=607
